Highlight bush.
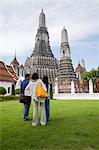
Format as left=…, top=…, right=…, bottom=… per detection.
left=0, top=95, right=19, bottom=101
left=0, top=87, right=6, bottom=95
left=15, top=89, right=20, bottom=95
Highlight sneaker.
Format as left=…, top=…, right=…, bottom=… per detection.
left=40, top=123, right=46, bottom=126
left=24, top=118, right=29, bottom=121
left=32, top=122, right=37, bottom=127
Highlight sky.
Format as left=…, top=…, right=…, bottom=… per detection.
left=0, top=0, right=99, bottom=71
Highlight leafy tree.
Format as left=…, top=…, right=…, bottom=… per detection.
left=82, top=67, right=99, bottom=92
left=82, top=67, right=99, bottom=81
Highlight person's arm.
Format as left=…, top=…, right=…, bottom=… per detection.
left=20, top=81, right=23, bottom=95
left=48, top=84, right=50, bottom=97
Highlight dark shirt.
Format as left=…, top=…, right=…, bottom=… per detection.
left=21, top=79, right=29, bottom=95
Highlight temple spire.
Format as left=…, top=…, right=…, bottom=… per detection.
left=10, top=49, right=19, bottom=66
left=14, top=49, right=16, bottom=59
left=61, top=27, right=70, bottom=58
left=25, top=10, right=58, bottom=82
left=41, top=7, right=43, bottom=12
left=81, top=58, right=86, bottom=70
left=39, top=8, right=46, bottom=28
left=61, top=26, right=68, bottom=43
left=78, top=56, right=80, bottom=64
left=58, top=28, right=78, bottom=93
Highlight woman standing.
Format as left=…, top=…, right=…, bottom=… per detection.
left=25, top=73, right=47, bottom=127
left=43, top=76, right=50, bottom=123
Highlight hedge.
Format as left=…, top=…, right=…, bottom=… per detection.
left=15, top=89, right=20, bottom=95
left=0, top=87, right=6, bottom=95
left=0, top=95, right=20, bottom=101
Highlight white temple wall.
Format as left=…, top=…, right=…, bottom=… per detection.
left=0, top=81, right=13, bottom=95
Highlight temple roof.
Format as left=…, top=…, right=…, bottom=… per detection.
left=10, top=56, right=19, bottom=67
left=75, top=63, right=84, bottom=73
left=6, top=65, right=19, bottom=81
left=0, top=61, right=15, bottom=82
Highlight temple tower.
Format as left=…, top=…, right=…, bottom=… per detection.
left=11, top=53, right=24, bottom=77
left=11, top=54, right=19, bottom=75
left=58, top=27, right=77, bottom=93
left=25, top=9, right=58, bottom=82
left=75, top=59, right=86, bottom=80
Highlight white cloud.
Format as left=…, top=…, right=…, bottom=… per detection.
left=0, top=0, right=99, bottom=70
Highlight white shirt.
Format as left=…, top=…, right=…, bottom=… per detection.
left=25, top=79, right=47, bottom=102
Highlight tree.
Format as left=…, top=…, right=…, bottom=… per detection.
left=82, top=67, right=99, bottom=81
left=82, top=67, right=99, bottom=92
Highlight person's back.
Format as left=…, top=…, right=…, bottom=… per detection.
left=25, top=79, right=47, bottom=100
left=21, top=79, right=29, bottom=95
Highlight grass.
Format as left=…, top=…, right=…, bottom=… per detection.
left=0, top=100, right=99, bottom=150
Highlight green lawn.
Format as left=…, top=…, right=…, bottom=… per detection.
left=0, top=100, right=99, bottom=150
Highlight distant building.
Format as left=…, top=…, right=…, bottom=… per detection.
left=18, top=64, right=24, bottom=77
left=0, top=61, right=18, bottom=95
left=24, top=9, right=58, bottom=82
left=11, top=54, right=24, bottom=77
left=10, top=55, right=19, bottom=75
left=75, top=59, right=86, bottom=80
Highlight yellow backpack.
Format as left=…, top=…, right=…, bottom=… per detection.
left=36, top=83, right=48, bottom=98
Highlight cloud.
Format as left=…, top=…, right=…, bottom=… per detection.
left=0, top=0, right=99, bottom=70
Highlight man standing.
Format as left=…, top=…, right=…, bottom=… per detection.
left=20, top=74, right=31, bottom=121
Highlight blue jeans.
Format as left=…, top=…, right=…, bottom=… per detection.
left=23, top=100, right=31, bottom=120
left=45, top=98, right=50, bottom=123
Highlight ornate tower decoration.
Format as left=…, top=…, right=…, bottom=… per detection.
left=11, top=53, right=19, bottom=75
left=75, top=59, right=86, bottom=80
left=60, top=27, right=70, bottom=58
left=25, top=9, right=58, bottom=82
left=58, top=27, right=78, bottom=93
left=11, top=52, right=24, bottom=77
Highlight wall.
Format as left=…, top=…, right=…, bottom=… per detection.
left=53, top=93, right=99, bottom=100
left=0, top=81, right=13, bottom=95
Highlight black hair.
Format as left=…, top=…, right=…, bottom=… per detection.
left=32, top=73, right=39, bottom=80
left=25, top=74, right=30, bottom=78
left=43, top=76, right=48, bottom=91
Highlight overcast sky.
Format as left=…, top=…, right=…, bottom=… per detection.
left=0, top=0, right=99, bottom=71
